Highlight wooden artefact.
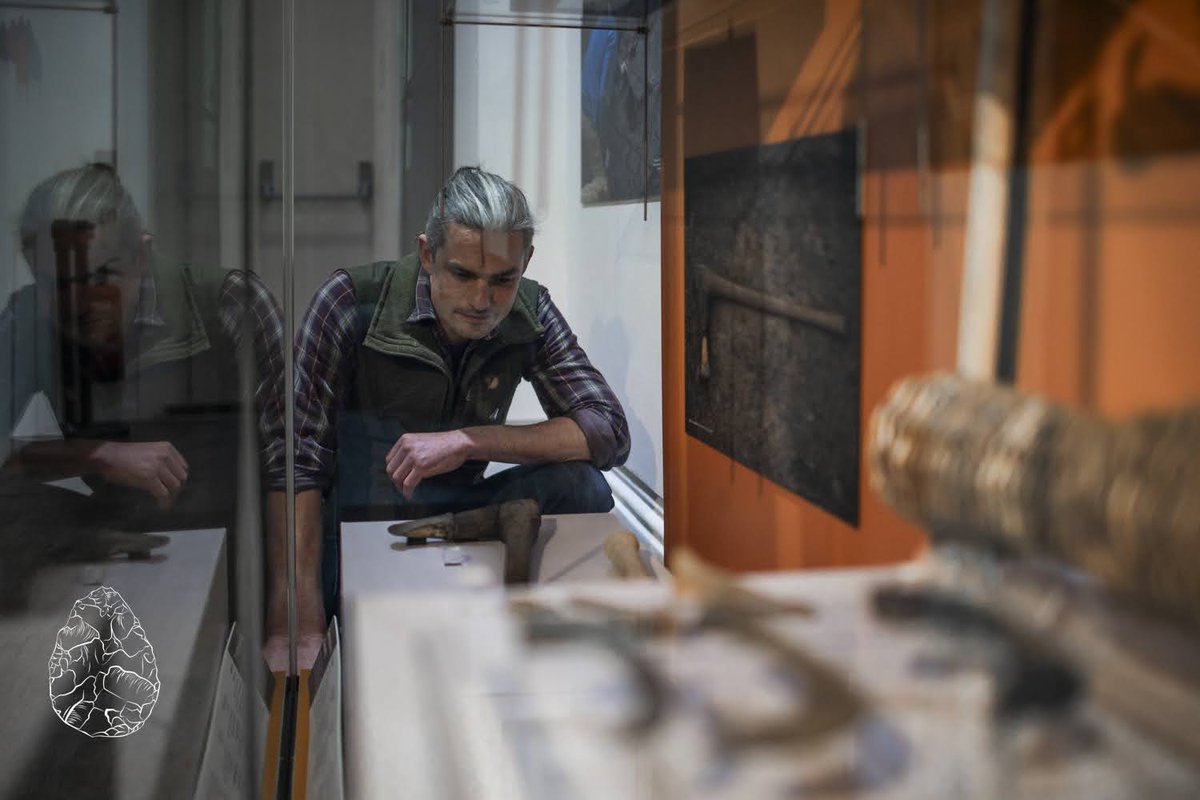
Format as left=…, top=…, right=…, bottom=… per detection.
left=869, top=372, right=1200, bottom=626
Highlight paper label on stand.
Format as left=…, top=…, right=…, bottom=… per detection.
left=193, top=625, right=269, bottom=799
left=306, top=619, right=344, bottom=800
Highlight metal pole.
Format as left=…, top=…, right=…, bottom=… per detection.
left=642, top=0, right=649, bottom=221
left=110, top=0, right=118, bottom=168
left=281, top=0, right=297, bottom=681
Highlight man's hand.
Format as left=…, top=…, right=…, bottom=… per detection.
left=264, top=490, right=326, bottom=674
left=90, top=441, right=189, bottom=507
left=385, top=430, right=473, bottom=499
left=263, top=632, right=325, bottom=673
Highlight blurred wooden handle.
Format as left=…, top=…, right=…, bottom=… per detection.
left=604, top=530, right=652, bottom=579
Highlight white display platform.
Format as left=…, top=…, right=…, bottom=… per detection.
left=341, top=560, right=1200, bottom=800
left=339, top=511, right=638, bottom=598
left=340, top=511, right=649, bottom=799
left=0, top=528, right=227, bottom=800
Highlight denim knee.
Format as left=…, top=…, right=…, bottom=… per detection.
left=555, top=462, right=614, bottom=514
left=485, top=460, right=615, bottom=514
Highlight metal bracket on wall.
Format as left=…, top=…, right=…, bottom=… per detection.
left=258, top=159, right=374, bottom=203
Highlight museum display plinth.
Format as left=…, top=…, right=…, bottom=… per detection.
left=0, top=529, right=227, bottom=799
left=338, top=551, right=1200, bottom=799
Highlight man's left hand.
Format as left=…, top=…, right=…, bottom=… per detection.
left=385, top=430, right=473, bottom=499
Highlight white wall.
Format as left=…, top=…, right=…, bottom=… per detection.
left=1, top=8, right=117, bottom=302
left=454, top=23, right=663, bottom=496
left=250, top=0, right=403, bottom=324
left=0, top=5, right=150, bottom=461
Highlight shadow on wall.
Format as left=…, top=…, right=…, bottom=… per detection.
left=589, top=314, right=657, bottom=490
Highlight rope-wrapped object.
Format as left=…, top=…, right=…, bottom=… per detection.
left=869, top=373, right=1200, bottom=624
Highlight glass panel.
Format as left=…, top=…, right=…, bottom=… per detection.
left=0, top=1, right=277, bottom=796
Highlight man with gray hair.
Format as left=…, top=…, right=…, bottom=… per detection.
left=268, top=166, right=629, bottom=667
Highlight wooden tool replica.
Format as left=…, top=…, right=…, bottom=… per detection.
left=694, top=264, right=846, bottom=381
left=513, top=547, right=866, bottom=756
left=602, top=529, right=654, bottom=579
left=387, top=498, right=540, bottom=584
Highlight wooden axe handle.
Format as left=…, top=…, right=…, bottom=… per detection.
left=604, top=530, right=652, bottom=580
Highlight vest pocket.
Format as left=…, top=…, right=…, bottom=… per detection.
left=463, top=357, right=524, bottom=427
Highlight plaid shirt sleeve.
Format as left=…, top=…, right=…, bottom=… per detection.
left=217, top=270, right=286, bottom=476
left=275, top=270, right=364, bottom=491
left=526, top=286, right=630, bottom=470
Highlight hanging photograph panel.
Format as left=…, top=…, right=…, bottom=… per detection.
left=684, top=131, right=863, bottom=524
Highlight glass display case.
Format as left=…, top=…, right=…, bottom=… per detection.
left=6, top=0, right=1200, bottom=797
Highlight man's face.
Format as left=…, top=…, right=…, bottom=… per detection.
left=79, top=226, right=146, bottom=350
left=418, top=222, right=531, bottom=346
left=29, top=224, right=146, bottom=356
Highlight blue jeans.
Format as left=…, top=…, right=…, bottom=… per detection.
left=321, top=460, right=614, bottom=616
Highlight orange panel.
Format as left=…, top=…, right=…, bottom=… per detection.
left=1018, top=0, right=1200, bottom=415
left=663, top=1, right=937, bottom=572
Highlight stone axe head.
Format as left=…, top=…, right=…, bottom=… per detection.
left=388, top=498, right=541, bottom=585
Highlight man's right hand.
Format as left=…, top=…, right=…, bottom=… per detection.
left=90, top=440, right=189, bottom=507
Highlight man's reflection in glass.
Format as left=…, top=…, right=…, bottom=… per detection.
left=1, top=163, right=285, bottom=593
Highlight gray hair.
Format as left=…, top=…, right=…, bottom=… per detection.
left=19, top=163, right=144, bottom=259
left=424, top=166, right=536, bottom=259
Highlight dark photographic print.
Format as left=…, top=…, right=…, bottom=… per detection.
left=580, top=1, right=662, bottom=204
left=684, top=131, right=862, bottom=524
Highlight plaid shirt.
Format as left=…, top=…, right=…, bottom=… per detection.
left=272, top=267, right=629, bottom=491
left=217, top=270, right=288, bottom=471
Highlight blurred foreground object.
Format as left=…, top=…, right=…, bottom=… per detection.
left=869, top=372, right=1200, bottom=625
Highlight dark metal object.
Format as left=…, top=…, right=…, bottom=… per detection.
left=257, top=159, right=373, bottom=203
left=873, top=583, right=1084, bottom=718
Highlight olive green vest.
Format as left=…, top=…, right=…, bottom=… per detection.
left=129, top=260, right=222, bottom=374
left=345, top=253, right=544, bottom=442
left=84, top=260, right=244, bottom=529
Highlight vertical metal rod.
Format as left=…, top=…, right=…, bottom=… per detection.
left=642, top=0, right=649, bottom=221
left=856, top=0, right=868, bottom=220
left=401, top=0, right=412, bottom=213
left=243, top=0, right=255, bottom=271
left=440, top=1, right=449, bottom=186
left=281, top=0, right=297, bottom=680
left=1080, top=164, right=1099, bottom=406
left=916, top=0, right=929, bottom=219
left=996, top=0, right=1038, bottom=382
left=110, top=0, right=118, bottom=168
